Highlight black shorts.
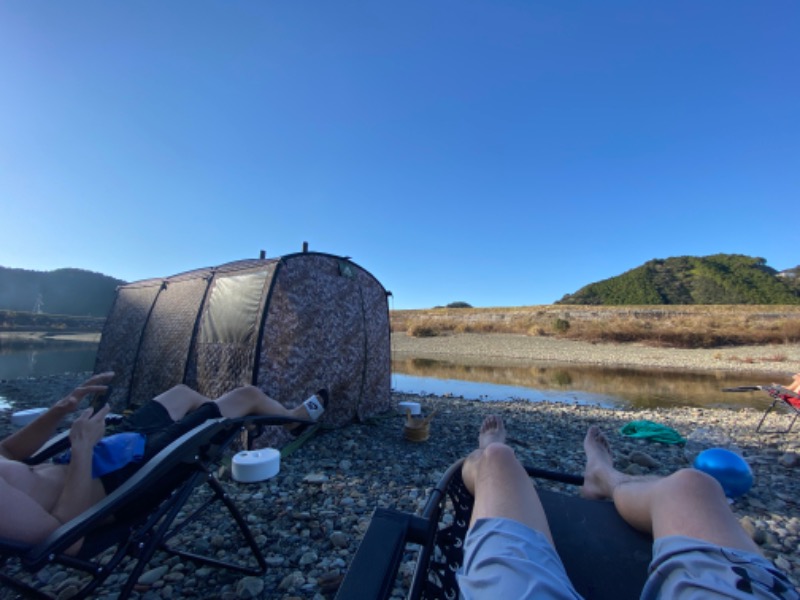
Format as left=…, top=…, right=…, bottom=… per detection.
left=99, top=401, right=222, bottom=494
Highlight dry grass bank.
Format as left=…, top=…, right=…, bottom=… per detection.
left=391, top=305, right=800, bottom=349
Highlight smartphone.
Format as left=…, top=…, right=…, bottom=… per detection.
left=90, top=385, right=113, bottom=415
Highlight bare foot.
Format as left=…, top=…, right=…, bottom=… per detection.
left=581, top=426, right=619, bottom=500
left=462, top=416, right=508, bottom=495
left=478, top=415, right=507, bottom=449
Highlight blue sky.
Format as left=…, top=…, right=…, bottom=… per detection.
left=1, top=2, right=798, bottom=309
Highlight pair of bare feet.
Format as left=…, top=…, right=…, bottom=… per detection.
left=476, top=415, right=620, bottom=500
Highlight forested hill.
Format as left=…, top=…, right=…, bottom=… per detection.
left=0, top=266, right=126, bottom=317
left=557, top=255, right=800, bottom=306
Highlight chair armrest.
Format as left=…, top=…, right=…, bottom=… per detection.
left=336, top=508, right=414, bottom=600
left=22, top=431, right=72, bottom=465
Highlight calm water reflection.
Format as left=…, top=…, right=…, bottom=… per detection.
left=0, top=342, right=99, bottom=381
left=392, top=357, right=780, bottom=409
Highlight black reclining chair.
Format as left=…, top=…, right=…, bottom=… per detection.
left=337, top=459, right=653, bottom=600
left=0, top=414, right=310, bottom=599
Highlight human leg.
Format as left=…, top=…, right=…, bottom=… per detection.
left=581, top=426, right=758, bottom=552
left=462, top=415, right=553, bottom=540
left=152, top=384, right=323, bottom=425
left=581, top=427, right=798, bottom=600
left=458, top=416, right=581, bottom=599
left=212, top=385, right=323, bottom=422
left=151, top=384, right=213, bottom=421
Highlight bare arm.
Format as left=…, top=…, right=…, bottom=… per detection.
left=0, top=372, right=114, bottom=461
left=50, top=405, right=110, bottom=527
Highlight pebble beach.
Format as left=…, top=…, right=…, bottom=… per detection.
left=1, top=334, right=799, bottom=599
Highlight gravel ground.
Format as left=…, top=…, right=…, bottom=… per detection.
left=1, top=335, right=799, bottom=599
left=392, top=333, right=800, bottom=375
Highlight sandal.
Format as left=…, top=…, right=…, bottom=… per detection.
left=290, top=389, right=329, bottom=438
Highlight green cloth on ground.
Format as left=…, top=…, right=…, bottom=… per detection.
left=619, top=420, right=686, bottom=445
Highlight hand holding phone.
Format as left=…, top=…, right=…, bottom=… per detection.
left=90, top=385, right=113, bottom=415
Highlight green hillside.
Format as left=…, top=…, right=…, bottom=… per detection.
left=557, top=255, right=800, bottom=306
left=0, top=266, right=126, bottom=318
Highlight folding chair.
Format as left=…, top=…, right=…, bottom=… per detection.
left=336, top=459, right=653, bottom=600
left=723, top=385, right=800, bottom=434
left=0, top=414, right=309, bottom=599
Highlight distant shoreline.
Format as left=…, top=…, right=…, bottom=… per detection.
left=392, top=332, right=800, bottom=376
left=0, top=331, right=101, bottom=344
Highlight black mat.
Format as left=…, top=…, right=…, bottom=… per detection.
left=540, top=488, right=653, bottom=599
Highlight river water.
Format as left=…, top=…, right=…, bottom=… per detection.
left=0, top=341, right=99, bottom=381
left=391, top=357, right=777, bottom=410
left=0, top=340, right=779, bottom=410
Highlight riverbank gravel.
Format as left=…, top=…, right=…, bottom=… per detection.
left=392, top=332, right=800, bottom=375
left=1, top=335, right=799, bottom=598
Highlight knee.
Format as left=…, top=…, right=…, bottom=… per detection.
left=479, top=442, right=518, bottom=470
left=462, top=443, right=521, bottom=496
left=665, top=468, right=726, bottom=499
left=155, top=383, right=193, bottom=401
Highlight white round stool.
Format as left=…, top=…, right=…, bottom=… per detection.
left=231, top=448, right=281, bottom=482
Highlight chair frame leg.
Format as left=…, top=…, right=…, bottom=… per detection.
left=117, top=470, right=205, bottom=599
left=757, top=399, right=799, bottom=434
left=160, top=474, right=267, bottom=575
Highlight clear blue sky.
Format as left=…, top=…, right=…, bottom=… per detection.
left=1, top=2, right=797, bottom=309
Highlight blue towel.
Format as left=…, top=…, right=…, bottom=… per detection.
left=53, top=432, right=146, bottom=477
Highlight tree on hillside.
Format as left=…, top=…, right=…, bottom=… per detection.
left=446, top=301, right=473, bottom=308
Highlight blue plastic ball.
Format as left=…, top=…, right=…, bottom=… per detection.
left=693, top=448, right=753, bottom=499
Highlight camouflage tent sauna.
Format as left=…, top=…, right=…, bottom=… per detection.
left=94, top=252, right=392, bottom=444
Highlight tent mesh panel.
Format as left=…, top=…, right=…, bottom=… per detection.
left=94, top=284, right=161, bottom=411
left=129, top=276, right=211, bottom=408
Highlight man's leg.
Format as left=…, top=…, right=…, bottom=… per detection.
left=153, top=384, right=318, bottom=423
left=152, top=384, right=213, bottom=421
left=581, top=426, right=758, bottom=552
left=458, top=416, right=581, bottom=599
left=462, top=415, right=553, bottom=542
left=581, top=427, right=799, bottom=600
left=212, top=385, right=322, bottom=422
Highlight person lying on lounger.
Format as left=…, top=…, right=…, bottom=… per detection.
left=784, top=372, right=800, bottom=395
left=458, top=415, right=798, bottom=600
left=0, top=372, right=327, bottom=545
